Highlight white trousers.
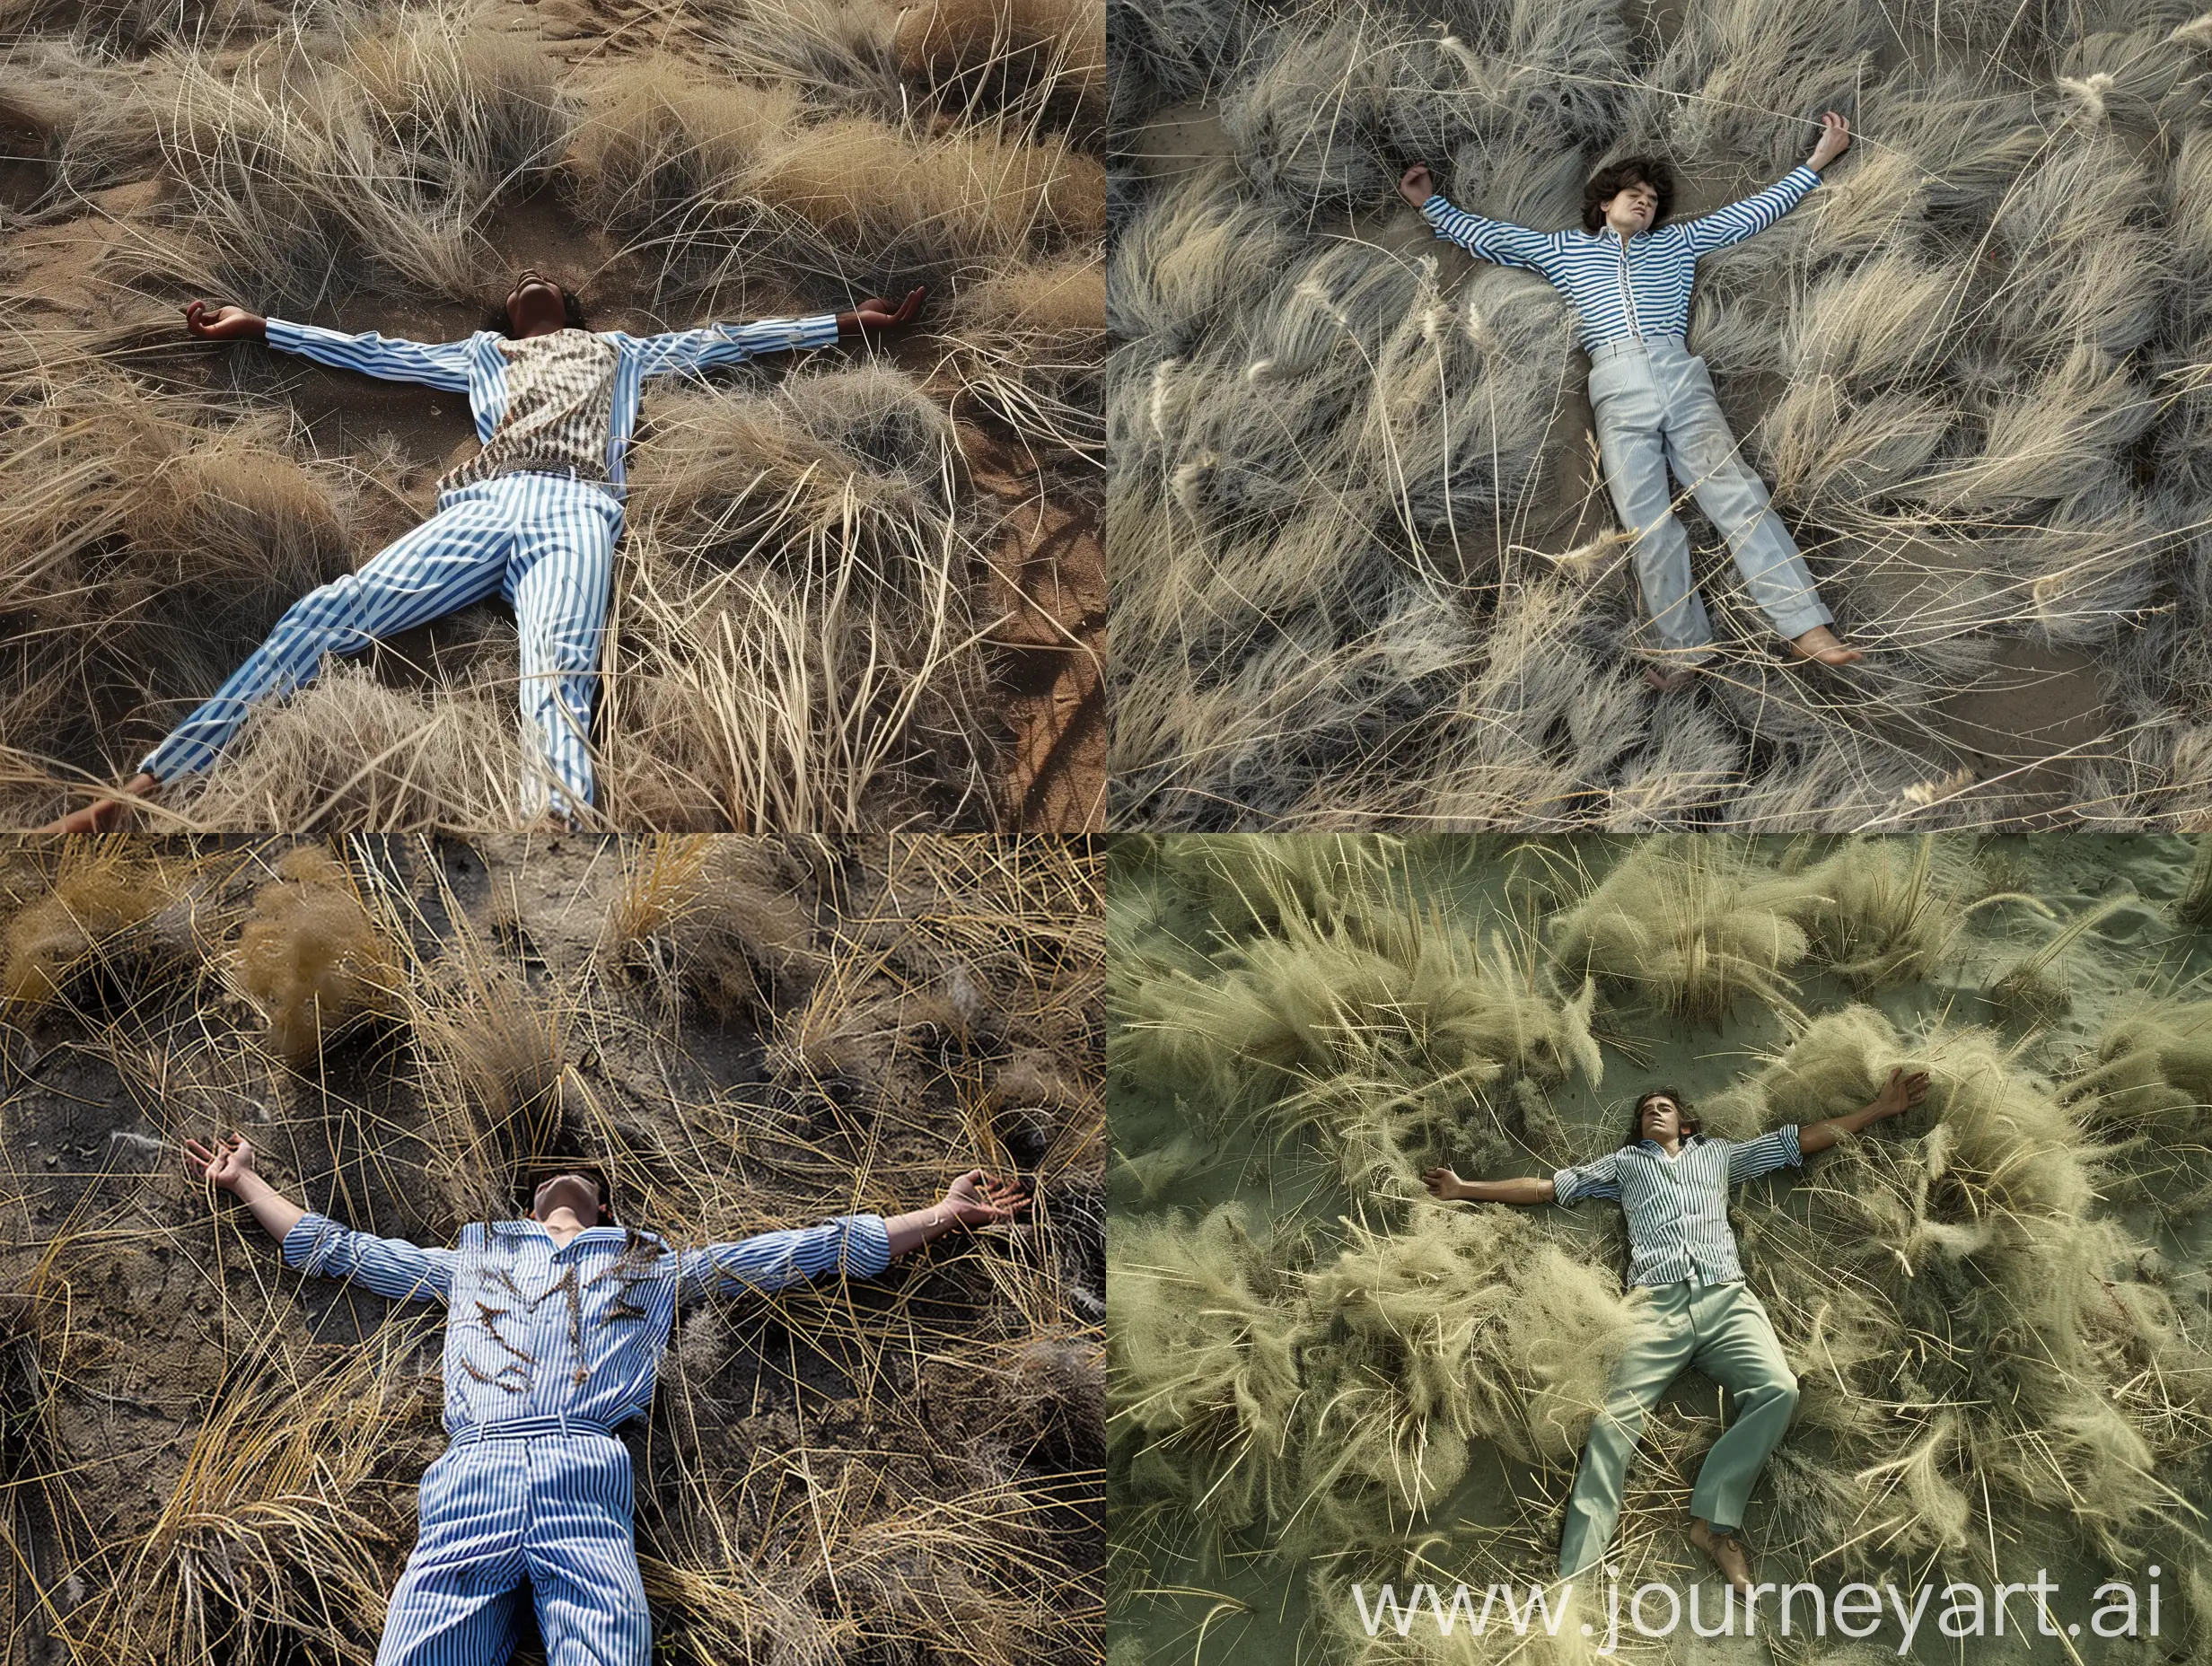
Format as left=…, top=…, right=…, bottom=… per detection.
left=1587, top=336, right=1831, bottom=654
left=141, top=469, right=620, bottom=818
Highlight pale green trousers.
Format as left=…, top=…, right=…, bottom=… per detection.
left=1557, top=1278, right=1799, bottom=1577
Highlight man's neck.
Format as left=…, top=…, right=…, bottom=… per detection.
left=538, top=1208, right=587, bottom=1245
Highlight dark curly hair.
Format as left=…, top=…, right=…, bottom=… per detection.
left=1583, top=155, right=1674, bottom=232
left=1625, top=1087, right=1699, bottom=1147
left=482, top=282, right=588, bottom=338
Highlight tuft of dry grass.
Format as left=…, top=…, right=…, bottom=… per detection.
left=601, top=835, right=821, bottom=1022
left=0, top=842, right=182, bottom=1007
left=947, top=256, right=1105, bottom=452
left=233, top=843, right=400, bottom=1064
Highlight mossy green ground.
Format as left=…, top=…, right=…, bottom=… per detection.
left=1108, top=835, right=2212, bottom=1666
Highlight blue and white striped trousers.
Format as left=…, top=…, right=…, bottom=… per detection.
left=377, top=1415, right=649, bottom=1666
left=141, top=469, right=621, bottom=819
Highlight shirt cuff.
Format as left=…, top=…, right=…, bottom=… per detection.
left=281, top=1210, right=338, bottom=1273
left=1787, top=163, right=1821, bottom=190
left=795, top=311, right=841, bottom=350
left=1780, top=1125, right=1804, bottom=1167
left=1420, top=194, right=1453, bottom=221
left=1550, top=1170, right=1577, bottom=1206
left=262, top=317, right=312, bottom=354
left=839, top=1213, right=891, bottom=1278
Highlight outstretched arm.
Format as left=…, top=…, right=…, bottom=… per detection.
left=1423, top=1170, right=1558, bottom=1204
left=182, top=1134, right=452, bottom=1303
left=1674, top=112, right=1849, bottom=256
left=676, top=1168, right=1029, bottom=1302
left=1399, top=163, right=1558, bottom=275
left=1797, top=1067, right=1928, bottom=1156
left=186, top=301, right=479, bottom=391
left=621, top=288, right=925, bottom=381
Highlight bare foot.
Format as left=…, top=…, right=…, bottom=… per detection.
left=1688, top=1519, right=1753, bottom=1597
left=1787, top=625, right=1864, bottom=667
left=1643, top=662, right=1698, bottom=692
left=38, top=772, right=160, bottom=835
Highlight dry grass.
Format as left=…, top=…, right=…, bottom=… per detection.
left=0, top=832, right=1102, bottom=1666
left=1, top=0, right=1102, bottom=831
left=233, top=842, right=402, bottom=1063
left=1110, top=0, right=2212, bottom=828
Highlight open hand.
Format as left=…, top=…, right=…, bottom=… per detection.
left=1808, top=110, right=1851, bottom=171
left=1421, top=1165, right=1466, bottom=1201
left=183, top=301, right=267, bottom=341
left=942, top=1167, right=1030, bottom=1227
left=1870, top=1066, right=1929, bottom=1118
left=1399, top=163, right=1435, bottom=206
left=182, top=1133, right=257, bottom=1192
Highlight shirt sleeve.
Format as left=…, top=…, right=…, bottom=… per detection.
left=1551, top=1150, right=1622, bottom=1206
left=1418, top=194, right=1558, bottom=275
left=676, top=1213, right=891, bottom=1302
left=262, top=318, right=480, bottom=391
left=616, top=312, right=842, bottom=381
left=1725, top=1125, right=1804, bottom=1186
left=280, top=1211, right=455, bottom=1304
left=1673, top=164, right=1821, bottom=256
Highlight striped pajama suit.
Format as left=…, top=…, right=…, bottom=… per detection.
left=1547, top=1127, right=1804, bottom=1575
left=1421, top=168, right=1834, bottom=655
left=144, top=310, right=840, bottom=819
left=281, top=1207, right=892, bottom=1664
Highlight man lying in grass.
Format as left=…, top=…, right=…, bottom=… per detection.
left=1400, top=114, right=1862, bottom=691
left=1422, top=1068, right=1927, bottom=1594
left=42, top=270, right=926, bottom=834
left=182, top=1134, right=1026, bottom=1666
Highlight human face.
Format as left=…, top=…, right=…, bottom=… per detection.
left=1605, top=181, right=1658, bottom=235
left=531, top=1171, right=601, bottom=1225
left=505, top=267, right=569, bottom=337
left=1638, top=1095, right=1685, bottom=1144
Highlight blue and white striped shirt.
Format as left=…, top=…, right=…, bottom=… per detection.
left=1418, top=165, right=1821, bottom=351
left=281, top=1210, right=891, bottom=1435
left=1551, top=1127, right=1803, bottom=1287
left=263, top=311, right=843, bottom=502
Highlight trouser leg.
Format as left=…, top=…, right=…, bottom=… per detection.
left=140, top=492, right=514, bottom=785
left=503, top=477, right=619, bottom=821
left=1684, top=1282, right=1801, bottom=1533
left=1592, top=358, right=1713, bottom=654
left=525, top=1434, right=652, bottom=1666
left=375, top=1445, right=529, bottom=1666
left=1558, top=1285, right=1692, bottom=1578
left=1655, top=347, right=1832, bottom=641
